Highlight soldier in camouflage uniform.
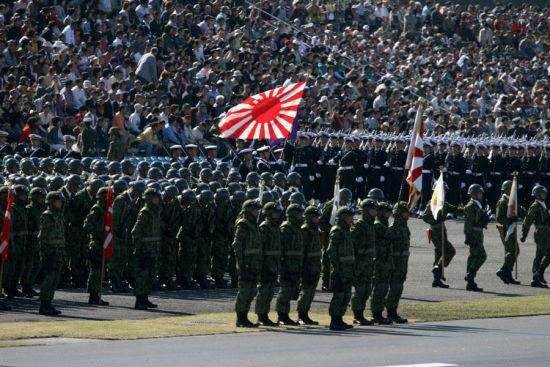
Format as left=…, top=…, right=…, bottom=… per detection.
left=521, top=185, right=550, bottom=288
left=319, top=188, right=352, bottom=291
left=195, top=190, right=216, bottom=289
left=107, top=127, right=125, bottom=162
left=111, top=181, right=145, bottom=292
left=386, top=202, right=411, bottom=324
left=297, top=205, right=322, bottom=325
left=0, top=187, right=8, bottom=308
left=370, top=202, right=393, bottom=325
left=228, top=191, right=246, bottom=287
left=351, top=199, right=377, bottom=325
left=132, top=188, right=162, bottom=310
left=83, top=187, right=110, bottom=306
left=211, top=188, right=233, bottom=288
left=328, top=207, right=355, bottom=331
left=234, top=199, right=263, bottom=328
left=21, top=188, right=47, bottom=298
left=176, top=189, right=201, bottom=290
left=496, top=180, right=521, bottom=285
left=276, top=203, right=304, bottom=326
left=255, top=201, right=282, bottom=327
left=464, top=184, right=489, bottom=292
left=422, top=188, right=462, bottom=288
left=159, top=185, right=181, bottom=290
left=38, top=191, right=66, bottom=316
left=4, top=185, right=29, bottom=299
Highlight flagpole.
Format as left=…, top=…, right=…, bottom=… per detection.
left=99, top=252, right=106, bottom=300
left=441, top=223, right=445, bottom=279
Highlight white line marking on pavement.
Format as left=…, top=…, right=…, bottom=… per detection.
left=377, top=364, right=457, bottom=367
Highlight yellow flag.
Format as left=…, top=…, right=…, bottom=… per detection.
left=430, top=172, right=445, bottom=219
left=507, top=176, right=518, bottom=218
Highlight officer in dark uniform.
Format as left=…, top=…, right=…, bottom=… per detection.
left=368, top=136, right=388, bottom=195
left=420, top=140, right=435, bottom=211
left=388, top=138, right=407, bottom=203
left=182, top=144, right=199, bottom=167
left=0, top=130, right=15, bottom=157
left=487, top=143, right=505, bottom=209
left=255, top=146, right=272, bottom=174
left=445, top=142, right=466, bottom=206
left=523, top=144, right=540, bottom=207
left=238, top=148, right=255, bottom=180
left=338, top=137, right=359, bottom=198
left=290, top=133, right=316, bottom=201
left=539, top=147, right=550, bottom=192
left=434, top=140, right=448, bottom=178
left=319, top=135, right=340, bottom=202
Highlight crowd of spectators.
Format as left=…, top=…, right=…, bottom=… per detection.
left=0, top=0, right=548, bottom=158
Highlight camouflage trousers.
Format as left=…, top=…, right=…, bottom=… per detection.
left=134, top=243, right=159, bottom=297
left=235, top=280, right=258, bottom=313
left=501, top=234, right=519, bottom=273
left=297, top=275, right=320, bottom=314
left=386, top=256, right=408, bottom=311
left=177, top=237, right=199, bottom=281
left=211, top=236, right=230, bottom=280
left=276, top=279, right=300, bottom=314
left=432, top=230, right=456, bottom=269
left=532, top=237, right=550, bottom=275
left=159, top=236, right=178, bottom=284
left=351, top=259, right=374, bottom=312
left=321, top=236, right=331, bottom=287
left=255, top=276, right=277, bottom=315
left=21, top=235, right=40, bottom=290
left=466, top=241, right=487, bottom=276
left=329, top=273, right=353, bottom=317
left=195, top=236, right=212, bottom=279
left=109, top=236, right=129, bottom=287
left=87, top=244, right=103, bottom=295
left=66, top=229, right=89, bottom=286
left=39, top=251, right=64, bottom=302
left=370, top=262, right=391, bottom=314
left=3, top=239, right=25, bottom=293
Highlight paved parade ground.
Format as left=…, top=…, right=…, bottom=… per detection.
left=2, top=316, right=550, bottom=367
left=1, top=218, right=549, bottom=323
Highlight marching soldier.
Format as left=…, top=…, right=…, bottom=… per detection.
left=297, top=206, right=322, bottom=325
left=351, top=199, right=377, bottom=325
left=328, top=207, right=355, bottom=331
left=276, top=204, right=304, bottom=326
left=464, top=184, right=489, bottom=292
left=255, top=202, right=282, bottom=326
left=521, top=185, right=550, bottom=288
left=234, top=199, right=263, bottom=328
left=495, top=180, right=521, bottom=285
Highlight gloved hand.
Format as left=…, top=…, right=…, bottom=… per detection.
left=486, top=182, right=492, bottom=188
left=520, top=235, right=526, bottom=243
left=380, top=176, right=385, bottom=182
left=315, top=173, right=321, bottom=178
left=466, top=169, right=472, bottom=174
left=519, top=184, right=523, bottom=189
left=363, top=163, right=369, bottom=169
left=316, top=160, right=323, bottom=165
left=356, top=177, right=364, bottom=183
left=309, top=175, right=315, bottom=181
left=461, top=182, right=466, bottom=189
left=328, top=159, right=335, bottom=165
left=277, top=159, right=285, bottom=165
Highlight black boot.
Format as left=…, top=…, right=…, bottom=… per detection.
left=7, top=287, right=24, bottom=299
left=0, top=300, right=12, bottom=311
left=466, top=280, right=483, bottom=292
left=432, top=266, right=446, bottom=281
left=257, top=313, right=278, bottom=327
left=340, top=316, right=353, bottom=329
left=506, top=271, right=521, bottom=285
left=22, top=286, right=39, bottom=298
left=329, top=316, right=346, bottom=331
left=180, top=277, right=200, bottom=290
left=387, top=308, right=408, bottom=324
left=277, top=312, right=299, bottom=326
left=39, top=301, right=60, bottom=316
left=134, top=295, right=148, bottom=310
left=88, top=293, right=109, bottom=306
left=372, top=311, right=392, bottom=325
left=352, top=310, right=374, bottom=326
left=214, top=277, right=228, bottom=289
left=144, top=296, right=158, bottom=308
left=539, top=270, right=547, bottom=285
left=298, top=312, right=319, bottom=325
left=496, top=269, right=510, bottom=284
left=531, top=273, right=548, bottom=288
left=196, top=276, right=214, bottom=290
left=236, top=312, right=257, bottom=328
left=432, top=278, right=450, bottom=288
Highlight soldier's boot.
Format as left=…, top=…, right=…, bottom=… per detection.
left=340, top=316, right=353, bottom=329
left=466, top=279, right=483, bottom=292
left=277, top=312, right=299, bottom=326
left=387, top=308, right=408, bottom=324
left=179, top=277, right=199, bottom=290
left=88, top=293, right=109, bottom=306
left=539, top=270, right=547, bottom=285
left=236, top=312, right=257, bottom=328
left=506, top=271, right=521, bottom=285
left=257, top=313, right=278, bottom=327
left=432, top=266, right=446, bottom=281
left=298, top=312, right=319, bottom=325
left=134, top=296, right=149, bottom=310
left=7, top=287, right=24, bottom=299
left=531, top=273, right=548, bottom=288
left=329, top=316, right=346, bottom=331
left=214, top=277, right=228, bottom=289
left=352, top=310, right=374, bottom=326
left=49, top=302, right=62, bottom=316
left=432, top=278, right=450, bottom=288
left=196, top=276, right=214, bottom=290
left=22, top=286, right=39, bottom=298
left=144, top=296, right=158, bottom=308
left=39, top=301, right=61, bottom=316
left=0, top=299, right=11, bottom=311
left=496, top=269, right=510, bottom=284
left=372, top=311, right=393, bottom=325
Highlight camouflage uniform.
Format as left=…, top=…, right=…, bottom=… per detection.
left=297, top=206, right=322, bottom=324
left=255, top=202, right=281, bottom=326
left=521, top=199, right=550, bottom=285
left=67, top=188, right=95, bottom=287
left=211, top=195, right=234, bottom=287
left=234, top=200, right=263, bottom=327
left=195, top=192, right=216, bottom=287
left=328, top=207, right=355, bottom=330
left=159, top=193, right=182, bottom=289
left=176, top=192, right=202, bottom=288
left=319, top=200, right=335, bottom=289
left=464, top=198, right=488, bottom=289
left=132, top=189, right=162, bottom=309
left=496, top=193, right=520, bottom=282
left=276, top=204, right=304, bottom=325
left=38, top=192, right=66, bottom=315
left=370, top=203, right=393, bottom=324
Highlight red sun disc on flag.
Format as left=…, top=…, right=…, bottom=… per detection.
left=219, top=81, right=305, bottom=140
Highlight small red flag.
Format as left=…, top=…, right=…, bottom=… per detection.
left=0, top=191, right=13, bottom=264
left=103, top=187, right=113, bottom=257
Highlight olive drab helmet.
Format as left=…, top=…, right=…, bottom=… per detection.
left=46, top=191, right=64, bottom=206
left=231, top=191, right=246, bottom=209
left=246, top=172, right=260, bottom=187
left=246, top=187, right=260, bottom=200
left=339, top=188, right=352, bottom=205
left=242, top=199, right=262, bottom=211
left=337, top=206, right=354, bottom=219
left=468, top=184, right=484, bottom=196
left=214, top=188, right=230, bottom=206
left=367, top=188, right=384, bottom=202
left=532, top=185, right=548, bottom=198
left=260, top=190, right=274, bottom=205
left=287, top=172, right=301, bottom=187
left=377, top=201, right=392, bottom=212
left=304, top=205, right=321, bottom=217
left=289, top=192, right=306, bottom=206
left=262, top=201, right=283, bottom=216
left=286, top=203, right=305, bottom=217
left=360, top=198, right=378, bottom=209
left=393, top=201, right=410, bottom=216
left=501, top=180, right=513, bottom=193
left=274, top=172, right=286, bottom=187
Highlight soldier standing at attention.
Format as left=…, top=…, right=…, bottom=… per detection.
left=496, top=180, right=521, bottom=285
left=464, top=184, right=489, bottom=292
left=297, top=206, right=322, bottom=325
left=370, top=202, right=393, bottom=325
left=521, top=185, right=550, bottom=288
left=176, top=190, right=201, bottom=290
left=255, top=202, right=282, bottom=327
left=386, top=202, right=411, bottom=324
left=132, top=188, right=162, bottom=310
left=234, top=199, right=263, bottom=328
left=38, top=191, right=66, bottom=316
left=328, top=207, right=355, bottom=331
left=158, top=185, right=181, bottom=290
left=276, top=204, right=305, bottom=326
left=351, top=199, right=377, bottom=326
left=83, top=187, right=110, bottom=306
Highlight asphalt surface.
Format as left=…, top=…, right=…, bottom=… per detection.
left=1, top=218, right=549, bottom=322
left=2, top=316, right=550, bottom=367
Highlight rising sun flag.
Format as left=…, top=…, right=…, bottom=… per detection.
left=219, top=81, right=306, bottom=140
